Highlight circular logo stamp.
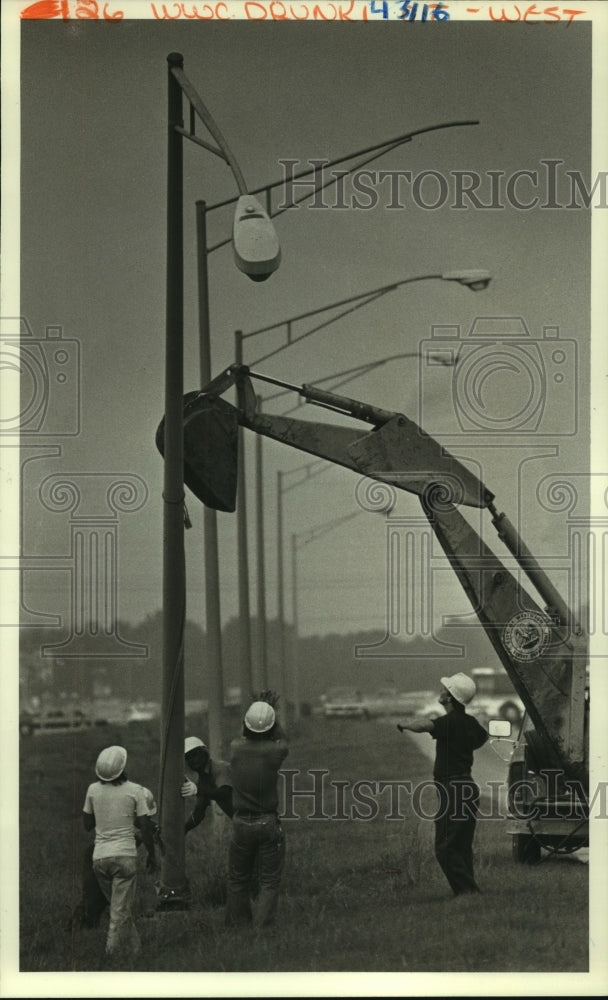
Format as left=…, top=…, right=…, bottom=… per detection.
left=503, top=610, right=552, bottom=662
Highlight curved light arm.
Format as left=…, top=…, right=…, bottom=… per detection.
left=246, top=271, right=490, bottom=367
left=170, top=61, right=248, bottom=196
left=208, top=119, right=480, bottom=217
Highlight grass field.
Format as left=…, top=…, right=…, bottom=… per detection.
left=19, top=715, right=589, bottom=974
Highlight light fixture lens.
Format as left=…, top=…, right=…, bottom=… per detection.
left=442, top=269, right=492, bottom=290
left=233, top=195, right=281, bottom=281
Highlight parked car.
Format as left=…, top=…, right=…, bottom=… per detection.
left=127, top=701, right=159, bottom=723
left=20, top=707, right=92, bottom=736
left=384, top=689, right=437, bottom=718
left=321, top=687, right=369, bottom=720
left=470, top=667, right=524, bottom=725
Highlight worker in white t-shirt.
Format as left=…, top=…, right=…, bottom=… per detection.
left=82, top=745, right=157, bottom=958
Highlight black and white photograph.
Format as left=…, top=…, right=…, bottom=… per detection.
left=1, top=0, right=607, bottom=995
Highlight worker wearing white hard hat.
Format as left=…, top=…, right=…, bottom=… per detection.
left=72, top=782, right=162, bottom=933
left=397, top=672, right=488, bottom=896
left=181, top=735, right=233, bottom=833
left=81, top=746, right=158, bottom=957
left=226, top=690, right=289, bottom=928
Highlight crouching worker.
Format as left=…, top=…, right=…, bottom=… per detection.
left=397, top=673, right=488, bottom=897
left=181, top=736, right=233, bottom=833
left=226, top=692, right=288, bottom=928
left=82, top=746, right=158, bottom=958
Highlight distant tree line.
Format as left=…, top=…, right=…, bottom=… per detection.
left=19, top=610, right=506, bottom=706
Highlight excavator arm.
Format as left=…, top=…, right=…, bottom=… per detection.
left=173, top=363, right=493, bottom=509
left=156, top=364, right=588, bottom=782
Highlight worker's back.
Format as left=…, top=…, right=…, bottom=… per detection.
left=230, top=736, right=288, bottom=815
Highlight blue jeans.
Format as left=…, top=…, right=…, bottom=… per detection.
left=93, top=855, right=140, bottom=956
left=226, top=813, right=285, bottom=927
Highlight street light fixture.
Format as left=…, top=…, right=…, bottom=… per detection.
left=159, top=53, right=281, bottom=909
left=442, top=269, right=492, bottom=291
left=233, top=194, right=281, bottom=280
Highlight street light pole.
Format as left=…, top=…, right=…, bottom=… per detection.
left=274, top=459, right=330, bottom=713
left=159, top=53, right=281, bottom=907
left=160, top=51, right=188, bottom=906
left=277, top=470, right=286, bottom=701
left=289, top=509, right=369, bottom=719
left=290, top=532, right=299, bottom=722
left=255, top=396, right=268, bottom=690
left=235, top=329, right=253, bottom=715
left=196, top=200, right=225, bottom=757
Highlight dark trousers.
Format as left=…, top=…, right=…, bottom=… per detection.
left=226, top=813, right=285, bottom=927
left=434, top=779, right=481, bottom=896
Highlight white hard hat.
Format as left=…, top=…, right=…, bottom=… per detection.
left=441, top=673, right=477, bottom=706
left=184, top=736, right=207, bottom=754
left=244, top=701, right=275, bottom=733
left=95, top=745, right=127, bottom=782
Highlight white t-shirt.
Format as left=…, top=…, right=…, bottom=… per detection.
left=83, top=780, right=152, bottom=860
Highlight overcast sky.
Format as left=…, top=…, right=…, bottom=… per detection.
left=2, top=4, right=608, bottom=998
left=6, top=9, right=604, bottom=660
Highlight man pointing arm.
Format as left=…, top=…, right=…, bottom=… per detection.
left=397, top=673, right=488, bottom=896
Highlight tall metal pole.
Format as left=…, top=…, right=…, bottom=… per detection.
left=196, top=200, right=225, bottom=756
left=235, top=330, right=253, bottom=712
left=255, top=398, right=268, bottom=689
left=276, top=470, right=286, bottom=699
left=290, top=533, right=300, bottom=721
left=159, top=51, right=187, bottom=904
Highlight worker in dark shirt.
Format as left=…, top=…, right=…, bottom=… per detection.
left=181, top=736, right=233, bottom=832
left=226, top=691, right=288, bottom=927
left=397, top=672, right=488, bottom=896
